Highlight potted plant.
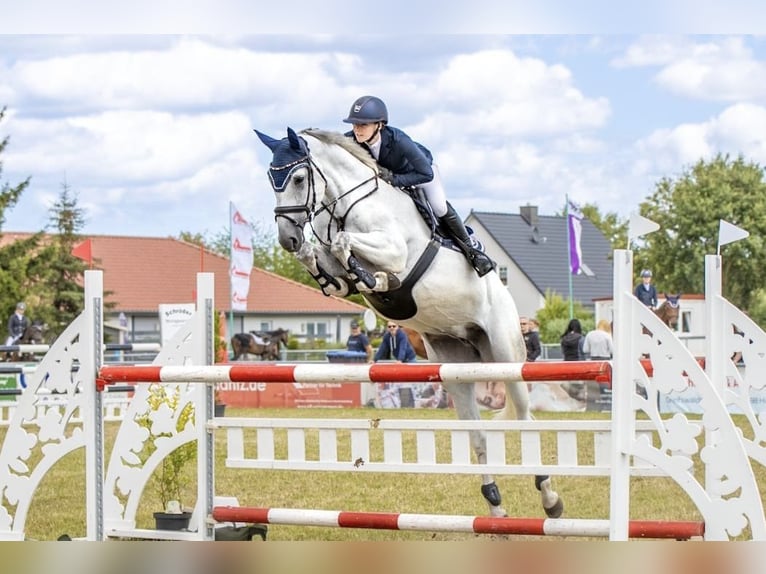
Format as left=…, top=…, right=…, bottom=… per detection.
left=136, top=384, right=197, bottom=531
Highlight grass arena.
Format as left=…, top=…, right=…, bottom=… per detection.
left=1, top=249, right=766, bottom=541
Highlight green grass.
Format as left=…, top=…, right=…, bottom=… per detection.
left=1, top=408, right=762, bottom=541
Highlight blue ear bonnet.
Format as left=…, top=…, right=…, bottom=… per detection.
left=267, top=134, right=310, bottom=191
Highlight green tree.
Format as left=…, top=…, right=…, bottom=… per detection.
left=534, top=289, right=594, bottom=344
left=580, top=204, right=628, bottom=251
left=32, top=183, right=89, bottom=336
left=638, top=154, right=766, bottom=316
left=0, top=106, right=37, bottom=321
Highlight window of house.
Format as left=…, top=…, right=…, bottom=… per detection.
left=681, top=310, right=691, bottom=333
left=304, top=322, right=329, bottom=340
left=498, top=266, right=508, bottom=286
left=259, top=322, right=270, bottom=331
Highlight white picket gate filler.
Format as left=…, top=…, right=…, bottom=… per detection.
left=0, top=249, right=765, bottom=541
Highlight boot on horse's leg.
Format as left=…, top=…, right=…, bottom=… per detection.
left=439, top=205, right=495, bottom=277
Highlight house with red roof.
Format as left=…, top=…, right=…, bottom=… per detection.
left=1, top=232, right=368, bottom=345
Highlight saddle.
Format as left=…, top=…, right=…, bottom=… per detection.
left=402, top=187, right=485, bottom=253
left=349, top=187, right=491, bottom=321
left=248, top=332, right=270, bottom=346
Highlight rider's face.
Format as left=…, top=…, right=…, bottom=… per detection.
left=352, top=122, right=380, bottom=144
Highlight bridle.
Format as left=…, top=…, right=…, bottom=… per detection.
left=269, top=137, right=381, bottom=247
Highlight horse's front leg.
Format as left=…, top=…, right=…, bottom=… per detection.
left=295, top=242, right=354, bottom=297
left=331, top=231, right=407, bottom=292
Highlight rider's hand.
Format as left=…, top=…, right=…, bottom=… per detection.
left=378, top=166, right=395, bottom=186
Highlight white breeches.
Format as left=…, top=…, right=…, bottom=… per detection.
left=420, top=163, right=448, bottom=218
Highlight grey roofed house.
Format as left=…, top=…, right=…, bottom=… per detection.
left=465, top=206, right=614, bottom=317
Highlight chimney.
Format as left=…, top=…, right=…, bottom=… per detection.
left=520, top=205, right=538, bottom=226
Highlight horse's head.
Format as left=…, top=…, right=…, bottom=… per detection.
left=23, top=320, right=46, bottom=344
left=255, top=127, right=381, bottom=252
left=255, top=127, right=315, bottom=252
left=657, top=293, right=682, bottom=329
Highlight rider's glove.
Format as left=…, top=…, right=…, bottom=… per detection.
left=378, top=166, right=395, bottom=186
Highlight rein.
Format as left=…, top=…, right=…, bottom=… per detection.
left=270, top=139, right=382, bottom=248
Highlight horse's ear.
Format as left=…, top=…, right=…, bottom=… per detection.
left=254, top=129, right=281, bottom=152
left=286, top=127, right=305, bottom=152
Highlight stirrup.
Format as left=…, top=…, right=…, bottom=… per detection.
left=470, top=252, right=495, bottom=277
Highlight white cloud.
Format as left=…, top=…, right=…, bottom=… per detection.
left=614, top=36, right=766, bottom=101
left=633, top=102, right=766, bottom=177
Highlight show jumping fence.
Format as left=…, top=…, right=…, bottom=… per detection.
left=0, top=249, right=765, bottom=541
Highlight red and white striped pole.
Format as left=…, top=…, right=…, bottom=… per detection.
left=211, top=506, right=703, bottom=540
left=97, top=361, right=611, bottom=390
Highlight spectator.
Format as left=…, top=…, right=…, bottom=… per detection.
left=346, top=320, right=373, bottom=361
left=520, top=316, right=541, bottom=362
left=560, top=318, right=586, bottom=401
left=374, top=322, right=417, bottom=363
left=560, top=318, right=585, bottom=361
left=6, top=302, right=29, bottom=346
left=634, top=269, right=658, bottom=309
left=583, top=319, right=614, bottom=360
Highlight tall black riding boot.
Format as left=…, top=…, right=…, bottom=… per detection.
left=439, top=205, right=495, bottom=277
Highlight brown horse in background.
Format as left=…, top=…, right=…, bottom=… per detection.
left=230, top=333, right=281, bottom=361
left=251, top=328, right=290, bottom=349
left=654, top=293, right=681, bottom=329
left=4, top=320, right=47, bottom=362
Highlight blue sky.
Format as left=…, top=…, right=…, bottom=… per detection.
left=2, top=6, right=766, bottom=239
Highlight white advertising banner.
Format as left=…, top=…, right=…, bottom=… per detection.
left=230, top=202, right=254, bottom=311
left=159, top=303, right=195, bottom=345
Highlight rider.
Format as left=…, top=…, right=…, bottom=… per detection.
left=5, top=302, right=29, bottom=346
left=342, top=95, right=495, bottom=277
left=634, top=269, right=658, bottom=309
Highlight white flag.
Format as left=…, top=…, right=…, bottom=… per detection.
left=718, top=219, right=749, bottom=253
left=230, top=202, right=254, bottom=311
left=627, top=212, right=660, bottom=248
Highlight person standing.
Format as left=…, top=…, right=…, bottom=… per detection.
left=346, top=320, right=373, bottom=362
left=634, top=269, right=658, bottom=309
left=583, top=319, right=614, bottom=360
left=520, top=316, right=541, bottom=362
left=6, top=302, right=29, bottom=346
left=374, top=322, right=417, bottom=363
left=560, top=318, right=585, bottom=361
left=560, top=318, right=585, bottom=401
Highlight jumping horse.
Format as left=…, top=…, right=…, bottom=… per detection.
left=255, top=127, right=563, bottom=519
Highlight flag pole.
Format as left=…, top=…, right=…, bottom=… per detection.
left=228, top=201, right=235, bottom=354
left=565, top=195, right=574, bottom=319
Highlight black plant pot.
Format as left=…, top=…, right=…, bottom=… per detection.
left=214, top=403, right=226, bottom=417
left=153, top=511, right=192, bottom=531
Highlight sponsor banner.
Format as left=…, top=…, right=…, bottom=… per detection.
left=216, top=381, right=361, bottom=408
left=159, top=303, right=195, bottom=346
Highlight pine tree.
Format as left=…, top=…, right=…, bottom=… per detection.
left=32, top=182, right=89, bottom=336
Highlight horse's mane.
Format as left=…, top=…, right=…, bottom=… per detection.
left=301, top=128, right=378, bottom=171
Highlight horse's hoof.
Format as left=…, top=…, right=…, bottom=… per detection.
left=544, top=497, right=564, bottom=519
left=386, top=273, right=401, bottom=290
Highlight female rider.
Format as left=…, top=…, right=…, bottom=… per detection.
left=342, top=95, right=495, bottom=277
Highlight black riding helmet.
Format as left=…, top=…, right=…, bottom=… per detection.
left=343, top=95, right=388, bottom=124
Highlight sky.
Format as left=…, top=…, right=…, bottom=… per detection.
left=2, top=4, right=766, bottom=240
